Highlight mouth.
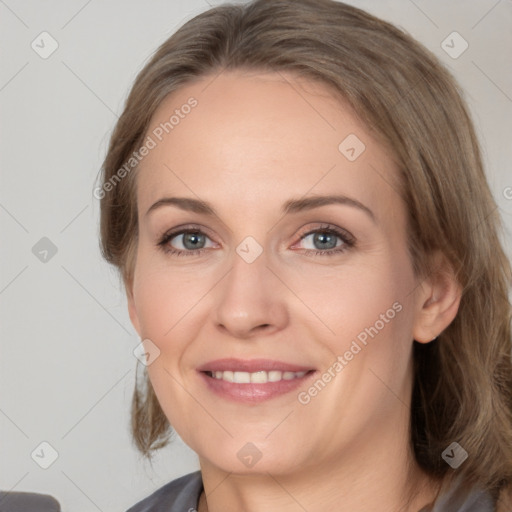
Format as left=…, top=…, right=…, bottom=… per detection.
left=202, top=369, right=314, bottom=383
left=197, top=358, right=317, bottom=403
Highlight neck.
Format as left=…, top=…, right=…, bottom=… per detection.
left=197, top=419, right=440, bottom=512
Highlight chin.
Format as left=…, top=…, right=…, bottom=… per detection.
left=198, top=441, right=304, bottom=476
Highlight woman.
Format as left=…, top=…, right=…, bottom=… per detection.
left=98, top=0, right=512, bottom=510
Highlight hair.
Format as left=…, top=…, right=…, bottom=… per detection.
left=98, top=0, right=512, bottom=508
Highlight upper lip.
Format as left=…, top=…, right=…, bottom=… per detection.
left=197, top=358, right=315, bottom=373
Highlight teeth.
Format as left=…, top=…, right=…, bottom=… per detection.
left=251, top=371, right=267, bottom=383
left=209, top=370, right=308, bottom=383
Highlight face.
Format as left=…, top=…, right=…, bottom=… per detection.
left=127, top=70, right=429, bottom=476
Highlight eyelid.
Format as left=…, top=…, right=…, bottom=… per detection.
left=296, top=223, right=355, bottom=243
left=159, top=223, right=217, bottom=242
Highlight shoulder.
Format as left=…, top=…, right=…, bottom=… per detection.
left=126, top=471, right=203, bottom=512
left=429, top=479, right=495, bottom=512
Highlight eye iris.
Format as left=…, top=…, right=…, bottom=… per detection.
left=314, top=232, right=337, bottom=250
left=183, top=232, right=205, bottom=250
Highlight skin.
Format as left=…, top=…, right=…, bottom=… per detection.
left=126, top=70, right=462, bottom=512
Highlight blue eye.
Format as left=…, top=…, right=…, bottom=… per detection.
left=177, top=232, right=207, bottom=250
left=301, top=231, right=341, bottom=250
left=295, top=225, right=355, bottom=256
left=158, top=229, right=215, bottom=256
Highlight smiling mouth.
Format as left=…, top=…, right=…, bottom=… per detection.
left=203, top=369, right=315, bottom=383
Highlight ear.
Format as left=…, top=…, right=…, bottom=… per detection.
left=125, top=275, right=142, bottom=337
left=412, top=251, right=462, bottom=343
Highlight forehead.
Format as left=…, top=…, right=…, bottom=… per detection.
left=136, top=70, right=402, bottom=221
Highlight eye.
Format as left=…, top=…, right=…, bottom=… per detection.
left=157, top=227, right=217, bottom=256
left=293, top=225, right=355, bottom=256
left=156, top=224, right=355, bottom=257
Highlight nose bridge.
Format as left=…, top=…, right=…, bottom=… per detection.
left=213, top=241, right=288, bottom=337
left=228, top=244, right=269, bottom=297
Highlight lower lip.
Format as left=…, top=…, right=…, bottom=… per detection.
left=198, top=371, right=316, bottom=404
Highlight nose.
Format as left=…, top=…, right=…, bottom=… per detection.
left=213, top=249, right=289, bottom=339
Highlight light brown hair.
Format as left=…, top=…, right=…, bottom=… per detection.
left=98, top=0, right=512, bottom=507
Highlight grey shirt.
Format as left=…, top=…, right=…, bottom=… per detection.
left=126, top=471, right=495, bottom=512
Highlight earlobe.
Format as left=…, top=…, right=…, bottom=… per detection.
left=412, top=252, right=462, bottom=344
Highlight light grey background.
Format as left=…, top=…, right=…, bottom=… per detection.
left=1, top=0, right=511, bottom=511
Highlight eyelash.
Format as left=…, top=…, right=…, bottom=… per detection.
left=156, top=224, right=356, bottom=257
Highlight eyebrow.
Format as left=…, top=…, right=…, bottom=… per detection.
left=145, top=194, right=375, bottom=222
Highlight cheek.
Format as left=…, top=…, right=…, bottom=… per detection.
left=289, top=254, right=416, bottom=371
left=296, top=258, right=410, bottom=324
left=132, top=250, right=212, bottom=342
left=299, top=266, right=416, bottom=424
left=132, top=259, right=210, bottom=432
